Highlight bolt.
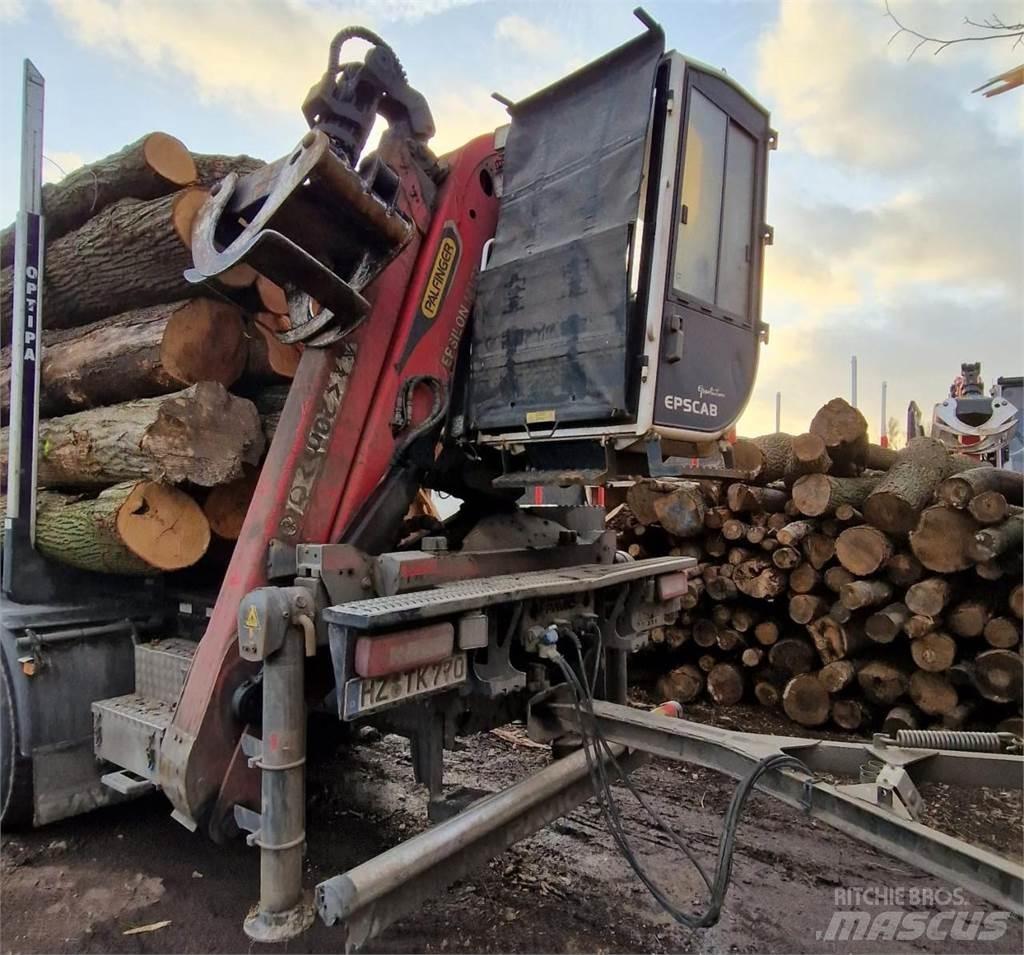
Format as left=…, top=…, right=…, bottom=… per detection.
left=301, top=131, right=316, bottom=148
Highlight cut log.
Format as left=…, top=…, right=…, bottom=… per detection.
left=730, top=606, right=759, bottom=633
left=3, top=189, right=210, bottom=331
left=782, top=673, right=830, bottom=727
left=940, top=702, right=975, bottom=731
left=693, top=620, right=719, bottom=648
left=809, top=398, right=868, bottom=475
left=1, top=382, right=264, bottom=488
left=705, top=534, right=727, bottom=557
left=824, top=565, right=856, bottom=594
left=706, top=576, right=739, bottom=601
left=680, top=577, right=705, bottom=610
left=904, top=615, right=938, bottom=640
left=777, top=520, right=814, bottom=547
left=704, top=506, right=731, bottom=530
left=697, top=654, right=718, bottom=674
left=1, top=299, right=246, bottom=419
left=746, top=433, right=831, bottom=484
left=745, top=525, right=767, bottom=545
left=819, top=659, right=856, bottom=694
left=862, top=443, right=899, bottom=471
left=732, top=559, right=787, bottom=599
left=972, top=649, right=1023, bottom=703
left=909, top=505, right=979, bottom=573
left=885, top=552, right=924, bottom=588
left=791, top=432, right=833, bottom=473
left=0, top=133, right=196, bottom=268
left=754, top=671, right=785, bottom=707
left=863, top=437, right=977, bottom=536
left=726, top=483, right=788, bottom=514
left=808, top=616, right=867, bottom=664
left=722, top=518, right=749, bottom=541
left=937, top=466, right=1023, bottom=508
left=771, top=545, right=801, bottom=569
left=909, top=632, right=957, bottom=672
left=768, top=637, right=815, bottom=676
left=717, top=628, right=744, bottom=653
left=909, top=671, right=958, bottom=716
left=656, top=664, right=703, bottom=705
left=191, top=152, right=265, bottom=185
left=882, top=705, right=920, bottom=735
left=789, top=563, right=821, bottom=594
left=243, top=315, right=301, bottom=382
left=789, top=594, right=830, bottom=625
left=753, top=620, right=780, bottom=646
left=707, top=663, right=745, bottom=705
left=835, top=525, right=893, bottom=576
left=858, top=660, right=910, bottom=706
left=1010, top=584, right=1023, bottom=620
left=983, top=617, right=1021, bottom=649
left=791, top=473, right=881, bottom=517
left=904, top=578, right=953, bottom=617
left=651, top=482, right=706, bottom=539
left=1, top=481, right=208, bottom=574
left=947, top=599, right=992, bottom=639
left=741, top=647, right=765, bottom=668
left=834, top=504, right=863, bottom=524
left=840, top=579, right=894, bottom=611
left=865, top=602, right=909, bottom=644
left=829, top=600, right=852, bottom=624
left=832, top=699, right=872, bottom=731
left=997, top=716, right=1024, bottom=737
left=967, top=491, right=1010, bottom=525
left=971, top=514, right=1023, bottom=563
left=802, top=533, right=836, bottom=571
left=203, top=468, right=259, bottom=540
left=665, top=626, right=690, bottom=650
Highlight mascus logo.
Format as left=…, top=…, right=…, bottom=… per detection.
left=420, top=226, right=460, bottom=320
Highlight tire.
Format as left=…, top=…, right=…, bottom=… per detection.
left=0, top=653, right=34, bottom=827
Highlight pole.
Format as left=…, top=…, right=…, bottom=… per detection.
left=775, top=391, right=781, bottom=432
left=880, top=381, right=888, bottom=448
left=3, top=61, right=45, bottom=595
left=850, top=356, right=858, bottom=408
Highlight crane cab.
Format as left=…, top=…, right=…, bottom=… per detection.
left=464, top=25, right=775, bottom=481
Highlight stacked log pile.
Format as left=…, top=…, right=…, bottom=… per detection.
left=624, top=398, right=1023, bottom=736
left=0, top=134, right=295, bottom=575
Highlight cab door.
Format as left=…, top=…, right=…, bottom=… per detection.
left=653, top=66, right=771, bottom=437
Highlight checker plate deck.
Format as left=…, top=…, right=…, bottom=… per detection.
left=323, top=556, right=695, bottom=630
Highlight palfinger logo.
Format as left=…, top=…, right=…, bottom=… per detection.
left=818, top=909, right=1010, bottom=943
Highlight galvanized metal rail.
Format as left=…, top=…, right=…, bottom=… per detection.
left=315, top=694, right=1023, bottom=946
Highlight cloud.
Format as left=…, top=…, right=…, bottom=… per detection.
left=47, top=0, right=480, bottom=116
left=429, top=86, right=508, bottom=155
left=0, top=0, right=24, bottom=21
left=495, top=14, right=561, bottom=58
left=42, top=151, right=87, bottom=185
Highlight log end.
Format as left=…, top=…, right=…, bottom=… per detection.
left=116, top=481, right=210, bottom=570
left=143, top=132, right=198, bottom=187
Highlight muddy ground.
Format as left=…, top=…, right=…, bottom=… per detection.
left=2, top=701, right=1021, bottom=955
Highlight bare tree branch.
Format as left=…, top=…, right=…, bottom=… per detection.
left=884, top=1, right=1024, bottom=58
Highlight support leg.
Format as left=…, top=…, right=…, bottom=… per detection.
left=244, top=626, right=314, bottom=942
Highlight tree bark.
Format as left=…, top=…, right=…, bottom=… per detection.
left=782, top=673, right=830, bottom=726
left=937, top=466, right=1023, bottom=508
left=0, top=133, right=196, bottom=268
left=191, top=152, right=265, bottom=186
left=1, top=299, right=246, bottom=419
left=864, top=437, right=979, bottom=536
left=743, top=432, right=832, bottom=484
left=909, top=504, right=980, bottom=573
left=910, top=632, right=957, bottom=672
left=791, top=473, right=881, bottom=517
left=909, top=671, right=958, bottom=716
left=242, top=314, right=302, bottom=382
left=1, top=481, right=208, bottom=574
left=726, top=483, right=788, bottom=513
left=865, top=602, right=909, bottom=644
left=809, top=398, right=868, bottom=475
left=824, top=565, right=856, bottom=593
left=802, top=532, right=836, bottom=570
left=1, top=382, right=264, bottom=489
left=836, top=525, right=893, bottom=575
left=971, top=514, right=1023, bottom=562
left=904, top=614, right=938, bottom=640
left=203, top=468, right=260, bottom=540
left=777, top=520, right=814, bottom=546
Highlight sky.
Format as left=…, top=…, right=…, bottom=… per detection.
left=1, top=0, right=1021, bottom=441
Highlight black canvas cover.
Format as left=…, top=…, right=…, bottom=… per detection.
left=468, top=29, right=664, bottom=431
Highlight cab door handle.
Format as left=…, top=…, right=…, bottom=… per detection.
left=665, top=314, right=684, bottom=364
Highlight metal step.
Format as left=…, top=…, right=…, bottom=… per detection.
left=92, top=694, right=174, bottom=782
left=134, top=637, right=197, bottom=704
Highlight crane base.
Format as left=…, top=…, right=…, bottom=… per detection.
left=243, top=896, right=315, bottom=944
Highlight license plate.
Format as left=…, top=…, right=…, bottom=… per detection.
left=343, top=652, right=467, bottom=719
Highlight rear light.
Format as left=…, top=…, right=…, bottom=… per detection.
left=656, top=571, right=690, bottom=601
left=354, top=622, right=455, bottom=677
